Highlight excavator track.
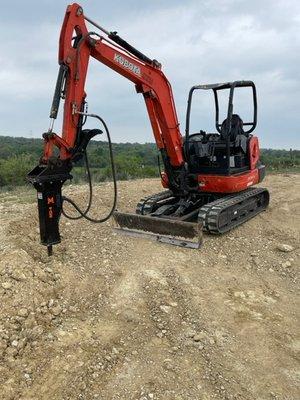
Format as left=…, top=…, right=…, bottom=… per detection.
left=136, top=187, right=269, bottom=235
left=197, top=187, right=269, bottom=234
left=136, top=190, right=175, bottom=215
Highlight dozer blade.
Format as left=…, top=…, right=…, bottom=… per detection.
left=113, top=211, right=202, bottom=249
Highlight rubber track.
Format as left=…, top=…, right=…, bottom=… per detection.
left=136, top=190, right=174, bottom=215
left=136, top=187, right=269, bottom=235
left=198, top=187, right=269, bottom=234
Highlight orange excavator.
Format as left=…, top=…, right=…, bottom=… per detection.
left=28, top=3, right=269, bottom=255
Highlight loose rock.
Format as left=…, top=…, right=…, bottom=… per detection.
left=193, top=332, right=206, bottom=342
left=11, top=271, right=26, bottom=281
left=160, top=305, right=171, bottom=314
left=282, top=261, right=292, bottom=268
left=50, top=305, right=62, bottom=316
left=18, top=308, right=29, bottom=318
left=277, top=244, right=294, bottom=253
left=2, top=282, right=12, bottom=290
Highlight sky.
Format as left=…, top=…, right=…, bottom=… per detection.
left=0, top=0, right=299, bottom=149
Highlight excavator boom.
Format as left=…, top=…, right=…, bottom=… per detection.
left=42, top=3, right=184, bottom=167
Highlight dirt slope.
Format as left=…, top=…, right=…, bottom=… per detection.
left=0, top=174, right=299, bottom=400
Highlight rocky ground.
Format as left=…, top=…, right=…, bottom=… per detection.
left=0, top=174, right=299, bottom=400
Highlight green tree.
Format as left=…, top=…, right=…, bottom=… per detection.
left=0, top=154, right=35, bottom=187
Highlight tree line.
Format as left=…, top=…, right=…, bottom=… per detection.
left=0, top=135, right=299, bottom=188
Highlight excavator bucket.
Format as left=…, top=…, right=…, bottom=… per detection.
left=113, top=211, right=202, bottom=249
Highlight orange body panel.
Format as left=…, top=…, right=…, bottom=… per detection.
left=249, top=136, right=260, bottom=170
left=162, top=169, right=260, bottom=193
left=197, top=169, right=259, bottom=193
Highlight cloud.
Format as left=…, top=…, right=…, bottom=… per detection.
left=0, top=0, right=299, bottom=148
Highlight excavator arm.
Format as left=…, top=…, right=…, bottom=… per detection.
left=43, top=3, right=184, bottom=168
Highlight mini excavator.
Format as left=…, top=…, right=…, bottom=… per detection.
left=28, top=3, right=269, bottom=255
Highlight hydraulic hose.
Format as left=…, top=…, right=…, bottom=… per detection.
left=62, top=115, right=117, bottom=223
left=61, top=151, right=93, bottom=220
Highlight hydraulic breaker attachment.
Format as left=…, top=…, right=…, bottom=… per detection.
left=113, top=211, right=202, bottom=249
left=27, top=162, right=72, bottom=256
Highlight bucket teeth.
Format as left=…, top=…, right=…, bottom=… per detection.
left=113, top=211, right=202, bottom=249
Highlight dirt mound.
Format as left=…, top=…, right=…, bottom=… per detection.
left=0, top=175, right=299, bottom=400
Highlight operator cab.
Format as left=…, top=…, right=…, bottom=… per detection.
left=184, top=81, right=257, bottom=175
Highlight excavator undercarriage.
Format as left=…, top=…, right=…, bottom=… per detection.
left=113, top=186, right=269, bottom=248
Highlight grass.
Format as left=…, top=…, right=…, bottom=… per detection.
left=267, top=167, right=300, bottom=174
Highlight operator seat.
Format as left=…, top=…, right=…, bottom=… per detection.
left=186, top=114, right=251, bottom=173
left=220, top=114, right=248, bottom=154
left=220, top=114, right=246, bottom=141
